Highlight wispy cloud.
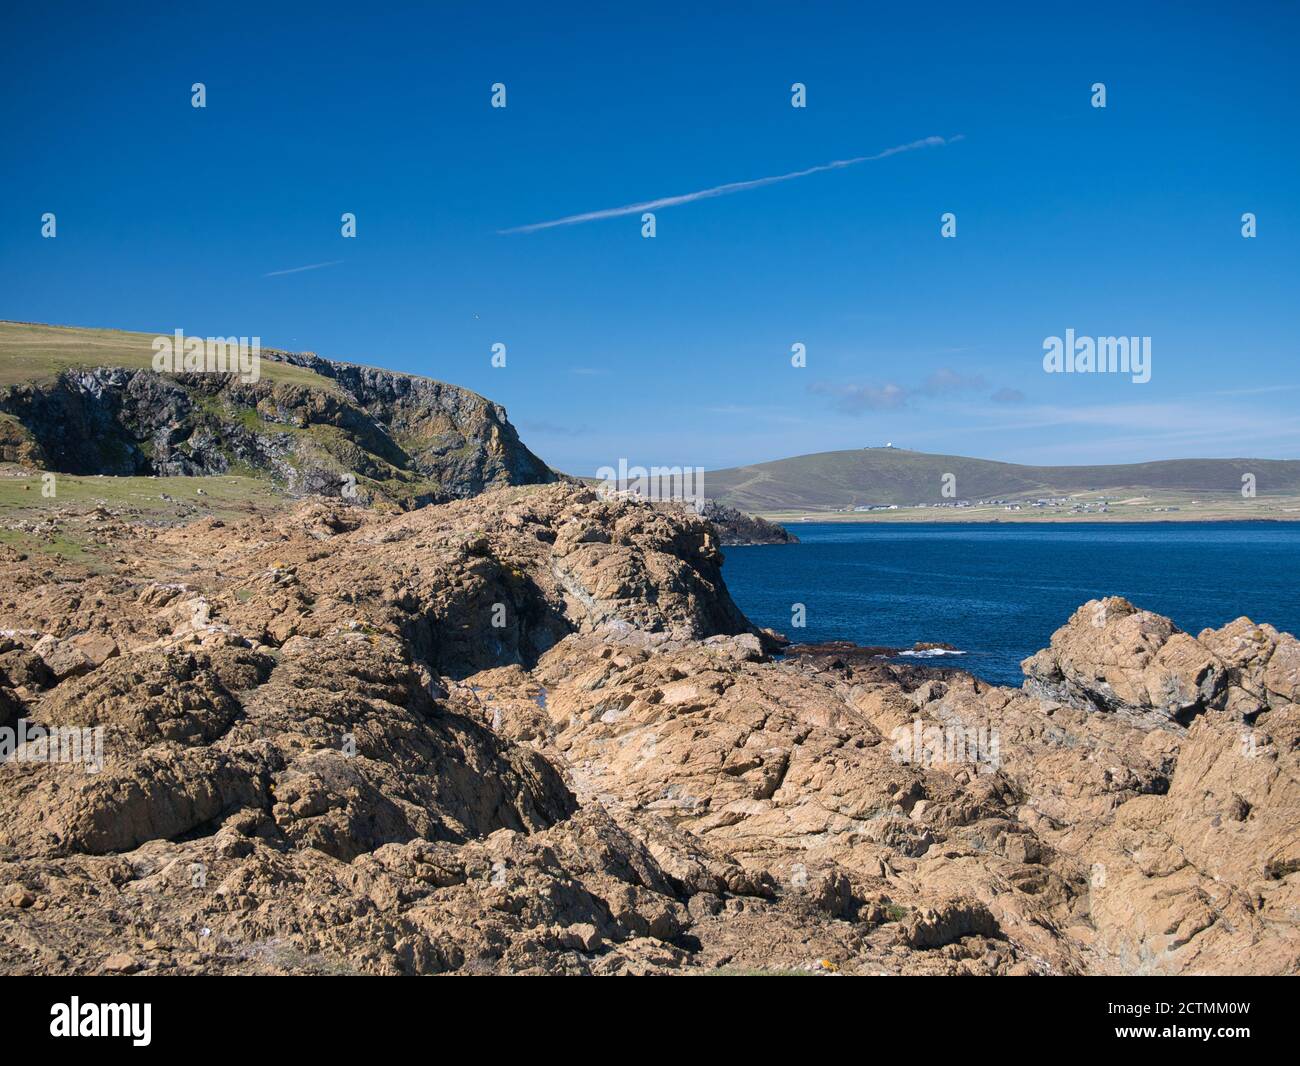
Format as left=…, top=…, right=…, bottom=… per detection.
left=962, top=399, right=1300, bottom=456
left=262, top=260, right=344, bottom=278
left=1211, top=383, right=1300, bottom=397
left=499, top=135, right=962, bottom=234
left=811, top=364, right=994, bottom=414
left=810, top=381, right=910, bottom=413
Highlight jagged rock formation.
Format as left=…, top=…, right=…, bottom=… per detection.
left=696, top=500, right=798, bottom=546
left=0, top=484, right=1296, bottom=975
left=0, top=355, right=554, bottom=505
left=1023, top=596, right=1297, bottom=727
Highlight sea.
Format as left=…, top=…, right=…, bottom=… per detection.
left=722, top=521, right=1300, bottom=687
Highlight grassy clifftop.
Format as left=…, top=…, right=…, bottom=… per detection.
left=0, top=322, right=335, bottom=391
left=0, top=321, right=555, bottom=508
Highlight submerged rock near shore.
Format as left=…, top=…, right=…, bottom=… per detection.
left=0, top=483, right=1295, bottom=975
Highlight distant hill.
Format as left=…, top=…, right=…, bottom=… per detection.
left=706, top=448, right=1300, bottom=511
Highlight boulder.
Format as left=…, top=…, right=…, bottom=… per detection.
left=1021, top=597, right=1227, bottom=727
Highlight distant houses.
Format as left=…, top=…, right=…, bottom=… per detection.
left=834, top=493, right=1118, bottom=514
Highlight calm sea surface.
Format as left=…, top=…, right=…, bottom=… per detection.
left=722, top=522, right=1300, bottom=687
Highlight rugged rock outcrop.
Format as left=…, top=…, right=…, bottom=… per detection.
left=0, top=485, right=1295, bottom=975
left=695, top=500, right=798, bottom=546
left=0, top=356, right=554, bottom=505
left=1021, top=595, right=1299, bottom=728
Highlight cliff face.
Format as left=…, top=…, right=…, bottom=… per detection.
left=0, top=353, right=554, bottom=506
left=0, top=482, right=1295, bottom=975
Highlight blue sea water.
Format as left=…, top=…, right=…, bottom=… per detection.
left=722, top=522, right=1300, bottom=687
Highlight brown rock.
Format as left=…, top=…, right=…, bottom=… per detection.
left=903, top=898, right=1000, bottom=949
left=101, top=953, right=140, bottom=973
left=32, top=636, right=96, bottom=683
left=0, top=485, right=1293, bottom=977
left=1021, top=597, right=1227, bottom=727
left=1, top=884, right=35, bottom=908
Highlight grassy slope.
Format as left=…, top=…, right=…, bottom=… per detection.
left=0, top=320, right=503, bottom=403
left=0, top=321, right=338, bottom=391
left=0, top=472, right=292, bottom=570
left=0, top=471, right=284, bottom=515
left=708, top=448, right=1300, bottom=511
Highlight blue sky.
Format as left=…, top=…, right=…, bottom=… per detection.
left=2, top=1, right=1297, bottom=474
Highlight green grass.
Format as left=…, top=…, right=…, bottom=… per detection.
left=0, top=321, right=341, bottom=393
left=0, top=472, right=290, bottom=568
left=0, top=471, right=284, bottom=517
left=0, top=526, right=97, bottom=565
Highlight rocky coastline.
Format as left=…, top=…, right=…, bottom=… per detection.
left=0, top=481, right=1295, bottom=975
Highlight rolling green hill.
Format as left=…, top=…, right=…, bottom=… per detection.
left=707, top=448, right=1300, bottom=511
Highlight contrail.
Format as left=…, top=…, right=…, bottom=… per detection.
left=498, top=135, right=962, bottom=235
left=263, top=260, right=344, bottom=277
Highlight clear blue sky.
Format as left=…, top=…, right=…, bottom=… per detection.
left=2, top=1, right=1297, bottom=474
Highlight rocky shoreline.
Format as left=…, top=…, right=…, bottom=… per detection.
left=694, top=500, right=798, bottom=546
left=0, top=483, right=1296, bottom=975
left=783, top=640, right=963, bottom=668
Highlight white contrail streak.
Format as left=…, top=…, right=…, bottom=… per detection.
left=498, top=135, right=962, bottom=235
left=262, top=260, right=344, bottom=277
